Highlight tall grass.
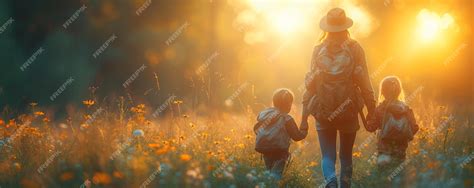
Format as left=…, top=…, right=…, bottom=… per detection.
left=0, top=98, right=472, bottom=187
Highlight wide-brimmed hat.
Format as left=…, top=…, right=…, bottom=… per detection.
left=319, top=8, right=353, bottom=32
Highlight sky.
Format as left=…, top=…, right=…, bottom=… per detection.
left=0, top=0, right=472, bottom=118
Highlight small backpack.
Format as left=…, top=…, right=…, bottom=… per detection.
left=307, top=39, right=364, bottom=124
left=254, top=113, right=291, bottom=153
left=379, top=102, right=414, bottom=141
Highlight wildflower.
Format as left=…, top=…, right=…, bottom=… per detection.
left=113, top=171, right=124, bottom=179
left=235, top=143, right=245, bottom=149
left=352, top=151, right=362, bottom=158
left=244, top=134, right=252, bottom=139
left=83, top=115, right=92, bottom=120
left=189, top=122, right=196, bottom=128
left=82, top=100, right=95, bottom=107
left=42, top=117, right=50, bottom=123
left=59, top=123, right=68, bottom=129
left=92, top=172, right=112, bottom=185
left=307, top=161, right=318, bottom=168
left=223, top=170, right=234, bottom=179
left=224, top=137, right=231, bottom=142
left=34, top=111, right=45, bottom=116
left=133, top=129, right=145, bottom=137
left=80, top=124, right=90, bottom=130
left=29, top=102, right=38, bottom=107
left=148, top=143, right=160, bottom=148
left=13, top=162, right=21, bottom=171
left=246, top=173, right=257, bottom=181
left=8, top=119, right=15, bottom=126
left=155, top=146, right=170, bottom=155
left=59, top=172, right=75, bottom=181
left=173, top=100, right=183, bottom=104
left=180, top=154, right=192, bottom=161
left=183, top=114, right=189, bottom=118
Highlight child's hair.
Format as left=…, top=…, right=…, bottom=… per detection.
left=272, top=88, right=294, bottom=110
left=378, top=76, right=405, bottom=103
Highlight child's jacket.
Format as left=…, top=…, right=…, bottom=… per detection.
left=367, top=100, right=419, bottom=159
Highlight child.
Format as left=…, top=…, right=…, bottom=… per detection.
left=254, top=88, right=309, bottom=180
left=366, top=76, right=419, bottom=184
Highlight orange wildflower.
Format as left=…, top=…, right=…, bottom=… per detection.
left=82, top=100, right=95, bottom=107
left=180, top=154, right=192, bottom=161
left=92, top=172, right=111, bottom=185
left=34, top=111, right=45, bottom=116
left=60, top=172, right=75, bottom=181
left=113, top=171, right=124, bottom=179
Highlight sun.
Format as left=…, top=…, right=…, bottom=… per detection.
left=416, top=9, right=454, bottom=42
left=246, top=0, right=314, bottom=36
left=269, top=10, right=304, bottom=35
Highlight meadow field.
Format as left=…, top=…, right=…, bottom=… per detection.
left=0, top=96, right=473, bottom=188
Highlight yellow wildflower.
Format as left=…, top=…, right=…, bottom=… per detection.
left=352, top=151, right=362, bottom=158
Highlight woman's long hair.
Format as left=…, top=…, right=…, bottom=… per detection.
left=378, top=76, right=406, bottom=104
left=319, top=30, right=350, bottom=42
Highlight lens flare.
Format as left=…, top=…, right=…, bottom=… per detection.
left=416, top=9, right=454, bottom=42
left=238, top=0, right=377, bottom=40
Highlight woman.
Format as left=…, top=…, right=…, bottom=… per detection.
left=302, top=8, right=376, bottom=188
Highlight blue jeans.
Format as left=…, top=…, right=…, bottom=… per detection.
left=317, top=129, right=356, bottom=188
